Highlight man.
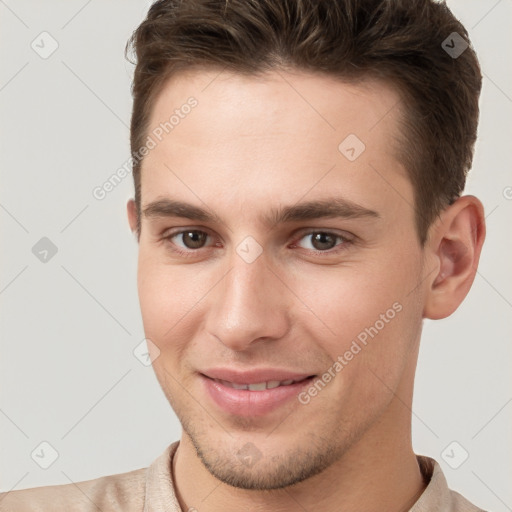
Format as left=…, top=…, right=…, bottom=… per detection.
left=0, top=0, right=488, bottom=510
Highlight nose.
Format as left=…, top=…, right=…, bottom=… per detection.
left=205, top=250, right=291, bottom=351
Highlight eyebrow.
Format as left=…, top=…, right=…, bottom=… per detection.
left=142, top=197, right=380, bottom=227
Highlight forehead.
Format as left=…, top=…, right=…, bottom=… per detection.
left=149, top=67, right=404, bottom=144
left=140, top=68, right=411, bottom=225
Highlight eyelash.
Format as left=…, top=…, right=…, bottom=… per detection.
left=161, top=229, right=353, bottom=258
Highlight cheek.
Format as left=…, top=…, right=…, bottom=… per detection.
left=297, top=265, right=422, bottom=424
left=137, top=249, right=196, bottom=344
left=136, top=246, right=226, bottom=371
left=291, top=248, right=423, bottom=366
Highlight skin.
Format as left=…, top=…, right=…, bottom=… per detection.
left=127, top=68, right=485, bottom=512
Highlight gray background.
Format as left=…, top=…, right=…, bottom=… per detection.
left=0, top=1, right=510, bottom=510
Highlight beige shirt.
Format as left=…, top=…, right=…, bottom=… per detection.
left=0, top=441, right=486, bottom=511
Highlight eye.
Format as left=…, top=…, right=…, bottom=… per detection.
left=164, top=229, right=211, bottom=253
left=294, top=231, right=350, bottom=253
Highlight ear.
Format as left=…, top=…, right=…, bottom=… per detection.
left=423, top=195, right=486, bottom=320
left=127, top=198, right=139, bottom=241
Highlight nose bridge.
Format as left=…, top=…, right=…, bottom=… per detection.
left=206, top=250, right=289, bottom=351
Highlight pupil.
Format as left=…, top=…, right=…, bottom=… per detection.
left=184, top=231, right=206, bottom=249
left=313, top=233, right=335, bottom=250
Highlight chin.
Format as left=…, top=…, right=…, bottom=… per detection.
left=186, top=425, right=346, bottom=490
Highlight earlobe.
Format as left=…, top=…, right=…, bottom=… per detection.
left=423, top=196, right=485, bottom=320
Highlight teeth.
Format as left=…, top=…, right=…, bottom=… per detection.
left=217, top=378, right=303, bottom=390
left=248, top=382, right=267, bottom=391
left=230, top=382, right=249, bottom=390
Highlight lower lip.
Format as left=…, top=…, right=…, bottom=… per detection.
left=201, top=375, right=314, bottom=417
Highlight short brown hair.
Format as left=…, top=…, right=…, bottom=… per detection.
left=126, top=0, right=482, bottom=244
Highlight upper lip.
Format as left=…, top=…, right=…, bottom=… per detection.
left=200, top=368, right=315, bottom=385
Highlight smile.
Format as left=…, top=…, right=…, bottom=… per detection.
left=200, top=372, right=316, bottom=417
left=212, top=377, right=309, bottom=391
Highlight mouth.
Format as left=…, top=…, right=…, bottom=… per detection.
left=210, top=376, right=313, bottom=391
left=199, top=370, right=317, bottom=417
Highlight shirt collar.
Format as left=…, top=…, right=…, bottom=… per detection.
left=143, top=442, right=181, bottom=512
left=409, top=455, right=452, bottom=511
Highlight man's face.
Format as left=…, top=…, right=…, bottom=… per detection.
left=131, top=69, right=428, bottom=489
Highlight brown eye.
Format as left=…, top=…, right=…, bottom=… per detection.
left=176, top=230, right=208, bottom=249
left=161, top=228, right=215, bottom=259
left=297, top=231, right=347, bottom=252
left=311, top=233, right=338, bottom=251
